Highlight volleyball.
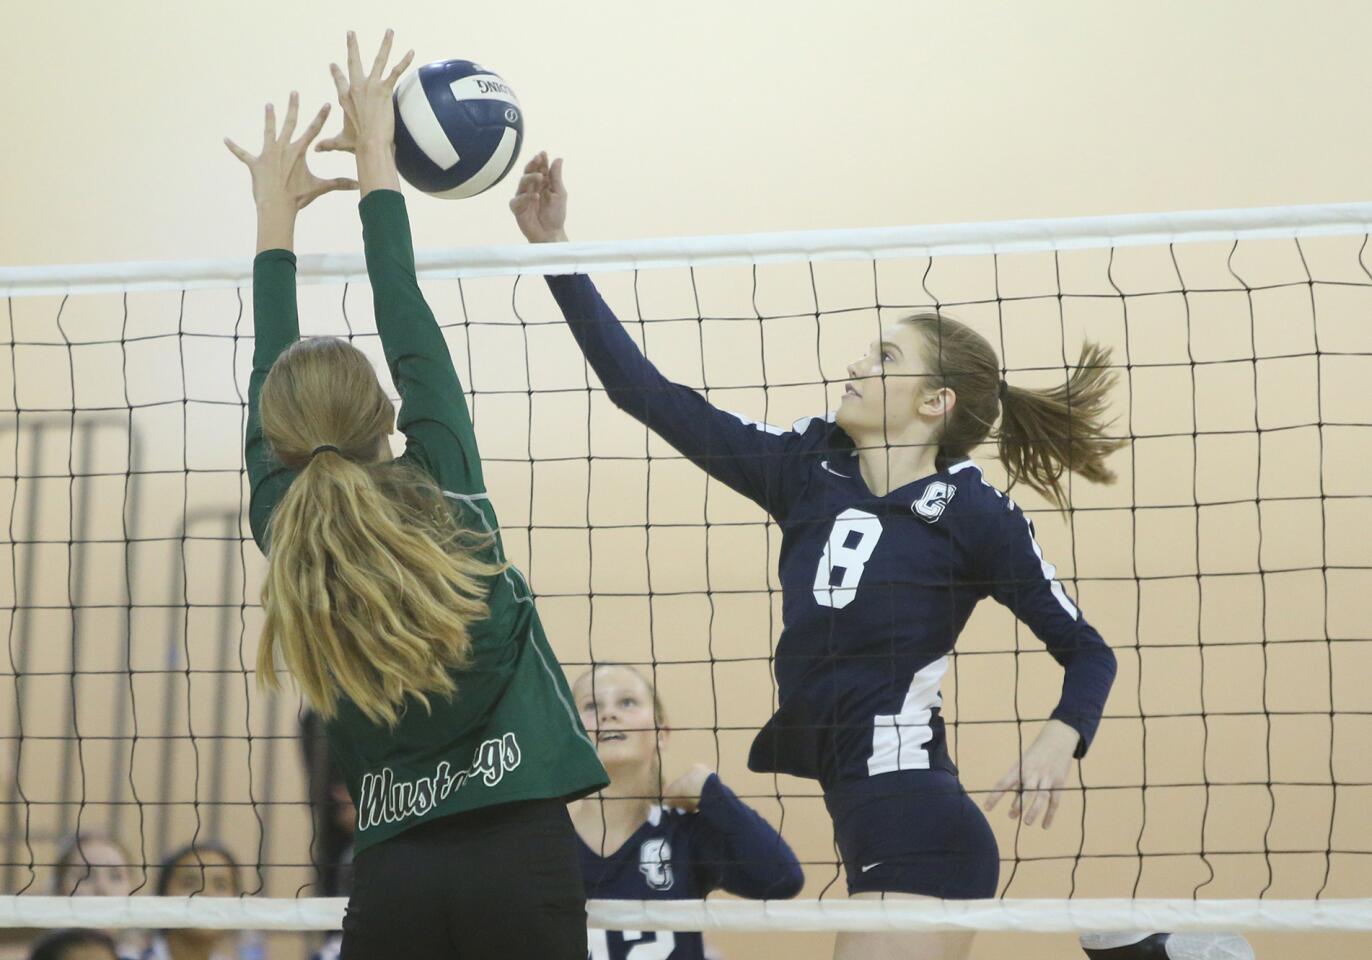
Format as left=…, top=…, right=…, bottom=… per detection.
left=392, top=59, right=523, bottom=199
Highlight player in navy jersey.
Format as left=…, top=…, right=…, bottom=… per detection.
left=511, top=153, right=1119, bottom=960
left=572, top=664, right=804, bottom=960
left=509, top=155, right=1248, bottom=960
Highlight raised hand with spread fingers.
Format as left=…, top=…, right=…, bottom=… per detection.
left=324, top=29, right=414, bottom=196
left=225, top=91, right=356, bottom=252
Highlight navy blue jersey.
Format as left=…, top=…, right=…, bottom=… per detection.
left=548, top=274, right=1118, bottom=787
left=580, top=774, right=803, bottom=960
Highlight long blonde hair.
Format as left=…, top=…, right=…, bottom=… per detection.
left=257, top=338, right=500, bottom=728
left=903, top=312, right=1126, bottom=509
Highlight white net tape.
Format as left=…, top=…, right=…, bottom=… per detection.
left=4, top=200, right=1372, bottom=297
left=1, top=896, right=1371, bottom=933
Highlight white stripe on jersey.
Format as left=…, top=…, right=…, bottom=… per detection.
left=442, top=489, right=533, bottom=605
left=946, top=461, right=1079, bottom=620
left=867, top=656, right=948, bottom=775
left=1023, top=515, right=1079, bottom=620
left=726, top=411, right=788, bottom=435
left=724, top=410, right=836, bottom=436
left=441, top=489, right=593, bottom=749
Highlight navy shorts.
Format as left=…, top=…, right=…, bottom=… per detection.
left=824, top=769, right=999, bottom=899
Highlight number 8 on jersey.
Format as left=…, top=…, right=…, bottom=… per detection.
left=813, top=508, right=884, bottom=609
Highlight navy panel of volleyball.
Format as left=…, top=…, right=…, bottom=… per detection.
left=546, top=274, right=1118, bottom=789
left=580, top=774, right=803, bottom=960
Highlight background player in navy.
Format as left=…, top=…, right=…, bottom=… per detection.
left=572, top=665, right=803, bottom=960
left=512, top=153, right=1119, bottom=960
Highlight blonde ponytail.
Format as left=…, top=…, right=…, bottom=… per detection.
left=257, top=338, right=501, bottom=728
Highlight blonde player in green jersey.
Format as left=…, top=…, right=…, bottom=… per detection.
left=226, top=31, right=606, bottom=960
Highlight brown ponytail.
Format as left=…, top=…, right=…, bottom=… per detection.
left=997, top=342, right=1124, bottom=508
left=902, top=313, right=1126, bottom=509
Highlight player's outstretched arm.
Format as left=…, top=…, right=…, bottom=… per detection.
left=226, top=92, right=357, bottom=548
left=512, top=153, right=809, bottom=517
left=331, top=31, right=486, bottom=494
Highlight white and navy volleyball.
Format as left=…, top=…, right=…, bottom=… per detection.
left=392, top=60, right=524, bottom=199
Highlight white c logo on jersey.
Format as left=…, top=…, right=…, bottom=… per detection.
left=913, top=482, right=956, bottom=523
left=638, top=838, right=674, bottom=891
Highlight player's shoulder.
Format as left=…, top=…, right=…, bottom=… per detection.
left=787, top=411, right=838, bottom=441
left=787, top=412, right=852, bottom=466
left=934, top=460, right=1023, bottom=527
left=654, top=796, right=730, bottom=845
left=725, top=409, right=838, bottom=447
left=640, top=802, right=701, bottom=848
left=648, top=802, right=694, bottom=829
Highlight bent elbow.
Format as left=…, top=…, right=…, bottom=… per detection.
left=1097, top=640, right=1119, bottom=683
left=776, top=863, right=805, bottom=899
left=600, top=384, right=654, bottom=424
left=763, top=858, right=805, bottom=899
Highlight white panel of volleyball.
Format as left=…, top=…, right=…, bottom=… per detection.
left=2, top=200, right=1371, bottom=936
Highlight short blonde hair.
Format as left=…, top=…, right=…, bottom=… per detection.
left=574, top=663, right=668, bottom=728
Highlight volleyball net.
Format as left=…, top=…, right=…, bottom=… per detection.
left=1, top=201, right=1370, bottom=943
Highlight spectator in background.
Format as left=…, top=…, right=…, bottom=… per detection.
left=53, top=833, right=137, bottom=897
left=52, top=832, right=146, bottom=960
left=29, top=929, right=119, bottom=960
left=142, top=843, right=248, bottom=960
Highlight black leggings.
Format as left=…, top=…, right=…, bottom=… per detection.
left=340, top=798, right=586, bottom=960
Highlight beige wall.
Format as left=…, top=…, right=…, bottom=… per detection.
left=2, top=2, right=1370, bottom=959
left=5, top=1, right=1372, bottom=265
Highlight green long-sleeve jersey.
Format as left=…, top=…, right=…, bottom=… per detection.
left=246, top=189, right=606, bottom=854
